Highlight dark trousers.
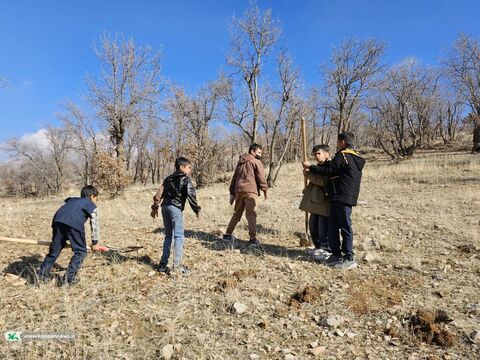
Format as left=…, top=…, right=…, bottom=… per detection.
left=328, top=202, right=354, bottom=260
left=38, top=222, right=87, bottom=282
left=309, top=214, right=329, bottom=249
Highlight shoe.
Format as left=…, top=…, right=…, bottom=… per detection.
left=313, top=251, right=332, bottom=262
left=36, top=272, right=51, bottom=284
left=173, top=266, right=190, bottom=275
left=332, top=258, right=358, bottom=270
left=325, top=255, right=343, bottom=267
left=249, top=239, right=260, bottom=248
left=306, top=248, right=324, bottom=256
left=157, top=265, right=171, bottom=275
left=223, top=234, right=234, bottom=241
left=59, top=276, right=80, bottom=286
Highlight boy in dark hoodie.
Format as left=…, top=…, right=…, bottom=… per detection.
left=38, top=185, right=102, bottom=284
left=302, top=132, right=365, bottom=269
left=224, top=143, right=268, bottom=247
left=151, top=157, right=201, bottom=274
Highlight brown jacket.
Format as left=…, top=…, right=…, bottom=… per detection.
left=299, top=172, right=330, bottom=217
left=229, top=154, right=268, bottom=196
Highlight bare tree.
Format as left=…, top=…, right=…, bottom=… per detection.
left=262, top=51, right=302, bottom=187
left=443, top=34, right=480, bottom=152
left=369, top=61, right=440, bottom=158
left=87, top=33, right=164, bottom=168
left=305, top=90, right=333, bottom=147
left=322, top=38, right=386, bottom=134
left=58, top=101, right=101, bottom=185
left=225, top=3, right=281, bottom=143
left=436, top=92, right=464, bottom=144
left=7, top=127, right=71, bottom=195
left=124, top=116, right=157, bottom=184
left=167, top=80, right=225, bottom=187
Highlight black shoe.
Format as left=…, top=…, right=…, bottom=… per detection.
left=325, top=255, right=342, bottom=267
left=223, top=234, right=234, bottom=241
left=59, top=276, right=80, bottom=286
left=157, top=265, right=171, bottom=275
left=249, top=239, right=260, bottom=247
left=36, top=272, right=51, bottom=284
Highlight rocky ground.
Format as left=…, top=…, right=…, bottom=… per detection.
left=1, top=152, right=479, bottom=359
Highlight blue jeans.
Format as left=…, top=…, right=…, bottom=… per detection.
left=328, top=202, right=354, bottom=260
left=160, top=205, right=185, bottom=268
left=309, top=214, right=329, bottom=249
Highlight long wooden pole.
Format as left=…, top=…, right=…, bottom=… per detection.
left=0, top=236, right=91, bottom=250
left=300, top=116, right=311, bottom=247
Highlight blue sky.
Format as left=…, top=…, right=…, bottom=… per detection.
left=0, top=0, right=479, bottom=144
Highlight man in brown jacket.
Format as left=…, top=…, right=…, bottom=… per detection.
left=224, top=143, right=268, bottom=247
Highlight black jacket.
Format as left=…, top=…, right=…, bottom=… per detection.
left=308, top=148, right=365, bottom=206
left=161, top=171, right=201, bottom=214
left=52, top=197, right=97, bottom=233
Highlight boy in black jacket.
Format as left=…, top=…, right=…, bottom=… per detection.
left=151, top=157, right=201, bottom=274
left=38, top=185, right=103, bottom=284
left=302, top=132, right=365, bottom=269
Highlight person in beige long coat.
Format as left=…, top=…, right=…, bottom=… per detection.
left=299, top=145, right=331, bottom=258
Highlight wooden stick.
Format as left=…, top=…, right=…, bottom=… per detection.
left=0, top=236, right=91, bottom=250
left=300, top=116, right=312, bottom=247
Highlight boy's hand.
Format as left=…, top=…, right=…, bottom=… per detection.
left=196, top=211, right=201, bottom=219
left=302, top=161, right=310, bottom=170
left=150, top=205, right=159, bottom=218
left=263, top=191, right=268, bottom=200
left=91, top=244, right=108, bottom=252
left=229, top=195, right=235, bottom=205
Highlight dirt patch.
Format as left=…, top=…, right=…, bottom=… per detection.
left=215, top=278, right=238, bottom=292
left=457, top=244, right=479, bottom=254
left=345, top=274, right=406, bottom=315
left=289, top=286, right=322, bottom=306
left=409, top=309, right=456, bottom=347
left=232, top=269, right=257, bottom=280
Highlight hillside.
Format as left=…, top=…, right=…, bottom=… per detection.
left=1, top=153, right=479, bottom=359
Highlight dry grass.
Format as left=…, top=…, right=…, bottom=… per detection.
left=1, top=152, right=479, bottom=359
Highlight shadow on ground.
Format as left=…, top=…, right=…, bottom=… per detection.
left=2, top=255, right=66, bottom=285
left=153, top=226, right=313, bottom=262
left=3, top=251, right=158, bottom=286
left=99, top=251, right=158, bottom=270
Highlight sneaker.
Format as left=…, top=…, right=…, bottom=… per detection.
left=313, top=250, right=332, bottom=262
left=59, top=276, right=80, bottom=286
left=223, top=234, right=234, bottom=241
left=306, top=248, right=324, bottom=256
left=249, top=239, right=260, bottom=248
left=332, top=258, right=358, bottom=270
left=173, top=266, right=191, bottom=275
left=157, top=265, right=171, bottom=275
left=325, top=255, right=343, bottom=267
left=36, top=272, right=51, bottom=284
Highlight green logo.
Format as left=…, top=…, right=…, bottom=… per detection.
left=5, top=332, right=21, bottom=342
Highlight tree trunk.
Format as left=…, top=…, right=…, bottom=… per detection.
left=473, top=125, right=480, bottom=153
